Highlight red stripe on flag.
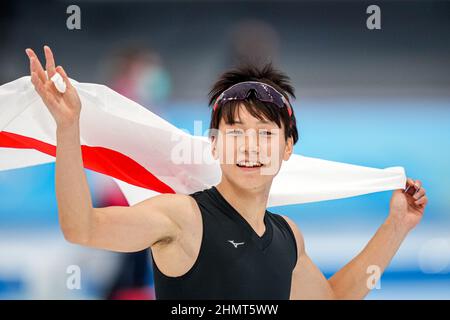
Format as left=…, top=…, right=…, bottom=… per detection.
left=0, top=131, right=175, bottom=194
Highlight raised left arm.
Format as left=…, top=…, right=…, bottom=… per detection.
left=285, top=177, right=428, bottom=300
left=328, top=177, right=427, bottom=299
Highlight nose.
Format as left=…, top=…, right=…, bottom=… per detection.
left=238, top=131, right=260, bottom=156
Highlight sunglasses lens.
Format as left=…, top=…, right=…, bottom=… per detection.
left=254, top=84, right=284, bottom=109
left=215, top=82, right=290, bottom=113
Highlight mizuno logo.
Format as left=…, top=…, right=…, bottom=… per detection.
left=228, top=240, right=245, bottom=248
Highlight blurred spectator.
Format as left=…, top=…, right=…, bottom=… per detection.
left=226, top=19, right=280, bottom=69
left=107, top=46, right=172, bottom=116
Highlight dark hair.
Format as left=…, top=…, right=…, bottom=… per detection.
left=208, top=63, right=299, bottom=144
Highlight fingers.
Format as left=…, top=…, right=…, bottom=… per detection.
left=415, top=195, right=428, bottom=206
left=30, top=71, right=45, bottom=96
left=30, top=72, right=58, bottom=112
left=405, top=177, right=428, bottom=207
left=26, top=49, right=47, bottom=82
left=413, top=186, right=426, bottom=200
left=405, top=178, right=422, bottom=196
left=44, top=45, right=56, bottom=79
left=406, top=178, right=418, bottom=188
left=29, top=57, right=50, bottom=99
left=43, top=80, right=59, bottom=106
left=56, top=66, right=72, bottom=89
left=31, top=71, right=56, bottom=105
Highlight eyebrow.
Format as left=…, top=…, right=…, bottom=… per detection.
left=232, top=119, right=271, bottom=124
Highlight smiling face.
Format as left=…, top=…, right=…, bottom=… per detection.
left=211, top=103, right=294, bottom=191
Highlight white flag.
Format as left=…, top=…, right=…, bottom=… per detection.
left=0, top=76, right=406, bottom=207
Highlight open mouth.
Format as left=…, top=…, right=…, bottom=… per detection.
left=236, top=160, right=263, bottom=168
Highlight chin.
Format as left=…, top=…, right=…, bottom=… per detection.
left=230, top=171, right=272, bottom=191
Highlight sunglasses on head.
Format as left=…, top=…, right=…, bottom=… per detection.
left=212, top=81, right=293, bottom=117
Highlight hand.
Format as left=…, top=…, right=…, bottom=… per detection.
left=25, top=45, right=81, bottom=129
left=388, top=177, right=428, bottom=233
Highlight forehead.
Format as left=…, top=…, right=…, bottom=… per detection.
left=221, top=103, right=277, bottom=126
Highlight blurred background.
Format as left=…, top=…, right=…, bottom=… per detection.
left=0, top=0, right=449, bottom=299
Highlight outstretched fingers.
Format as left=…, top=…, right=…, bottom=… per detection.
left=44, top=45, right=57, bottom=79
left=26, top=49, right=47, bottom=83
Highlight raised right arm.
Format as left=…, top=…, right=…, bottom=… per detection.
left=26, top=46, right=187, bottom=252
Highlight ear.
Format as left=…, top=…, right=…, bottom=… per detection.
left=283, top=136, right=294, bottom=161
left=210, top=135, right=219, bottom=160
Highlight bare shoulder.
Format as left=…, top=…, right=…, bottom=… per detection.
left=141, top=193, right=197, bottom=211
left=137, top=193, right=201, bottom=230
left=279, top=215, right=306, bottom=253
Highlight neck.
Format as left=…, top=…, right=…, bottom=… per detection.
left=215, top=178, right=271, bottom=229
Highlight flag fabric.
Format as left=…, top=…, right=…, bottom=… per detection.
left=0, top=76, right=406, bottom=207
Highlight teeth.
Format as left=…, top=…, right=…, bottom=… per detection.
left=237, top=161, right=262, bottom=168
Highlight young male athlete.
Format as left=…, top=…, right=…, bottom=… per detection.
left=25, top=46, right=428, bottom=299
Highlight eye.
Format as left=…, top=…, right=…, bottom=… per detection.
left=259, top=129, right=272, bottom=136
left=227, top=129, right=244, bottom=136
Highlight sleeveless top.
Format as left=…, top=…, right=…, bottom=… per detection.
left=150, top=186, right=298, bottom=299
